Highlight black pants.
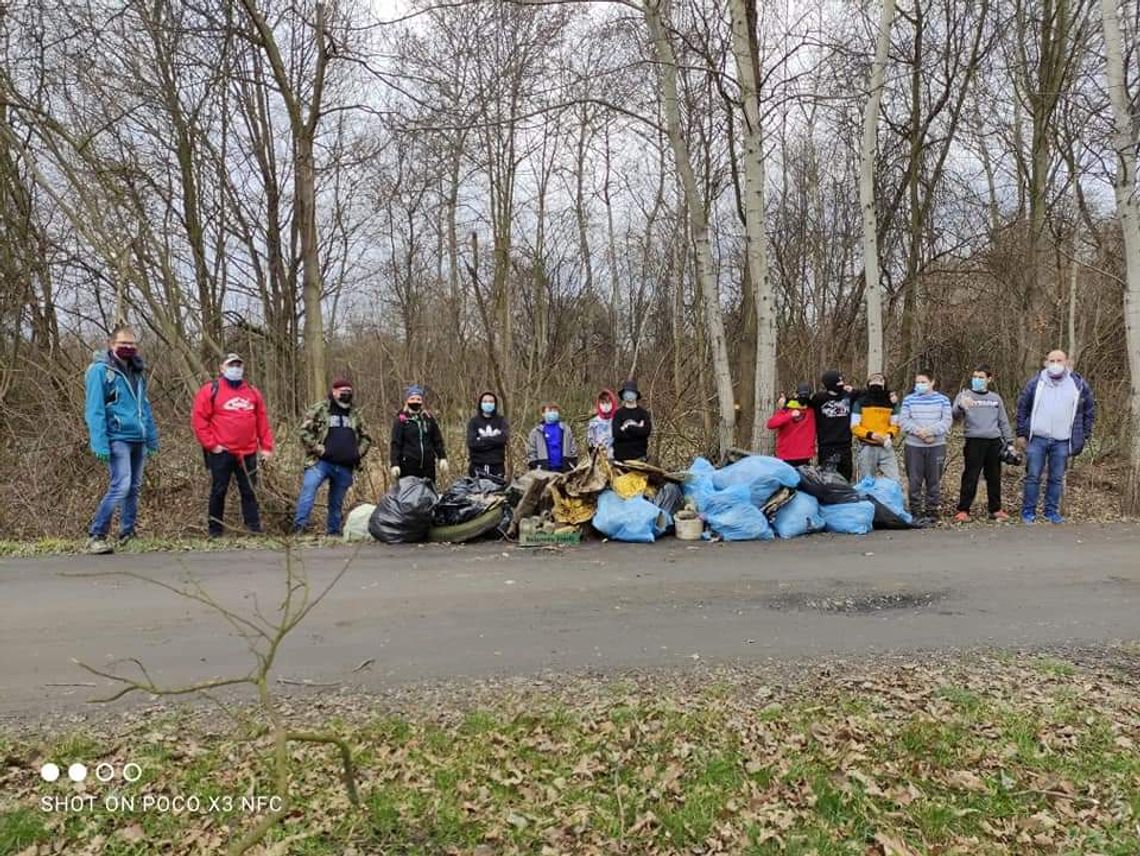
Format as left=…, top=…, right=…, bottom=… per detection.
left=400, top=460, right=436, bottom=482
left=784, top=458, right=811, bottom=468
left=818, top=444, right=853, bottom=482
left=958, top=437, right=1003, bottom=514
left=207, top=451, right=262, bottom=536
left=469, top=462, right=505, bottom=479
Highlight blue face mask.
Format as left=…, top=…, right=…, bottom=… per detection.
left=622, top=391, right=637, bottom=404
left=223, top=366, right=244, bottom=383
left=544, top=410, right=560, bottom=424
left=971, top=377, right=987, bottom=393
left=914, top=382, right=930, bottom=395
left=481, top=401, right=495, bottom=415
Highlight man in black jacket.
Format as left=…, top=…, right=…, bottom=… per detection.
left=466, top=391, right=509, bottom=478
left=613, top=379, right=652, bottom=462
left=811, top=369, right=858, bottom=481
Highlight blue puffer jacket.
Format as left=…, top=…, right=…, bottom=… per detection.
left=84, top=351, right=159, bottom=456
left=1015, top=370, right=1095, bottom=456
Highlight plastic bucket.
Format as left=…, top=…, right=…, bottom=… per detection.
left=674, top=510, right=704, bottom=541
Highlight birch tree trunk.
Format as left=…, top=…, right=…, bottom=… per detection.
left=860, top=0, right=896, bottom=376
left=644, top=0, right=736, bottom=456
left=728, top=0, right=777, bottom=452
left=1099, top=0, right=1140, bottom=513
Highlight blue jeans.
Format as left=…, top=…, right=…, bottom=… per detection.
left=293, top=460, right=354, bottom=534
left=1022, top=436, right=1069, bottom=519
left=89, top=440, right=145, bottom=538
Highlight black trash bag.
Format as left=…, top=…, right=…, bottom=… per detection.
left=369, top=477, right=439, bottom=543
left=867, top=495, right=916, bottom=530
left=431, top=476, right=507, bottom=527
left=795, top=465, right=862, bottom=505
left=652, top=483, right=684, bottom=517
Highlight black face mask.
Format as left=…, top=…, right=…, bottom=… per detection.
left=869, top=384, right=884, bottom=392
left=408, top=402, right=422, bottom=412
left=336, top=393, right=353, bottom=405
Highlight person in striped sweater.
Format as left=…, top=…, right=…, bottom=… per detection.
left=899, top=370, right=953, bottom=524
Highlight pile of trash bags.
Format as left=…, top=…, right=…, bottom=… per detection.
left=681, top=456, right=913, bottom=542
left=348, top=450, right=914, bottom=546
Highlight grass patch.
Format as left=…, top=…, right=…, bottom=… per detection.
left=2, top=652, right=1138, bottom=853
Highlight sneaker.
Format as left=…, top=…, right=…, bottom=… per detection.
left=1045, top=513, right=1065, bottom=525
left=1021, top=514, right=1036, bottom=525
left=118, top=531, right=136, bottom=547
left=990, top=510, right=1010, bottom=521
left=86, top=537, right=114, bottom=555
left=953, top=511, right=970, bottom=523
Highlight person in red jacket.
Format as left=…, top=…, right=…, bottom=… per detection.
left=191, top=353, right=275, bottom=537
left=767, top=382, right=817, bottom=466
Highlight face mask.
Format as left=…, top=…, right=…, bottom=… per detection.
left=1046, top=362, right=1065, bottom=378
left=915, top=382, right=930, bottom=395
left=600, top=402, right=613, bottom=414
left=622, top=391, right=637, bottom=403
left=223, top=366, right=244, bottom=382
left=114, top=345, right=138, bottom=361
left=337, top=392, right=353, bottom=405
left=481, top=401, right=495, bottom=415
left=544, top=410, right=560, bottom=424
left=869, top=383, right=884, bottom=392
left=408, top=402, right=423, bottom=412
left=971, top=378, right=988, bottom=393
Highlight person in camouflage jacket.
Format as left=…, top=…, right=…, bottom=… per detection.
left=293, top=377, right=373, bottom=535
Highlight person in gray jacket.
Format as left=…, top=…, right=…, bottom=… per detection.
left=899, top=369, right=953, bottom=523
left=952, top=364, right=1014, bottom=522
left=525, top=402, right=579, bottom=472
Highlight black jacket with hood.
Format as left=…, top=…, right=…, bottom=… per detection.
left=810, top=370, right=862, bottom=449
left=466, top=392, right=509, bottom=468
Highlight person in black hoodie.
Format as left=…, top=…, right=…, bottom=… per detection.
left=613, top=379, right=653, bottom=462
left=811, top=369, right=858, bottom=481
left=466, top=391, right=509, bottom=479
left=389, top=384, right=448, bottom=483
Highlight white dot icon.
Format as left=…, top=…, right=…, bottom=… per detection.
left=40, top=763, right=60, bottom=782
left=68, top=763, right=88, bottom=783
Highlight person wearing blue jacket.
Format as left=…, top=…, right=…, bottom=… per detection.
left=1015, top=349, right=1096, bottom=524
left=83, top=325, right=159, bottom=554
left=899, top=370, right=953, bottom=524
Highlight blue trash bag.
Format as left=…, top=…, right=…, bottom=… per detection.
left=593, top=490, right=671, bottom=543
left=702, top=484, right=774, bottom=541
left=683, top=457, right=718, bottom=512
left=772, top=491, right=825, bottom=539
left=855, top=476, right=913, bottom=524
left=711, top=455, right=801, bottom=506
left=820, top=500, right=876, bottom=535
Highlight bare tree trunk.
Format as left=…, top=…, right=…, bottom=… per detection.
left=860, top=0, right=896, bottom=376
left=1099, top=0, right=1140, bottom=513
left=644, top=0, right=736, bottom=456
left=729, top=0, right=776, bottom=453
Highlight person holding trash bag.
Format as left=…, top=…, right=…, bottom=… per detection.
left=587, top=389, right=618, bottom=458
left=952, top=364, right=1014, bottom=522
left=191, top=353, right=275, bottom=537
left=767, top=382, right=816, bottom=466
left=390, top=384, right=448, bottom=483
left=293, top=376, right=373, bottom=536
left=899, top=369, right=952, bottom=524
left=613, top=379, right=653, bottom=463
left=1015, top=349, right=1095, bottom=525
left=851, top=372, right=901, bottom=484
left=466, top=391, right=509, bottom=479
left=83, top=324, right=159, bottom=554
left=811, top=369, right=859, bottom=481
left=526, top=402, right=579, bottom=472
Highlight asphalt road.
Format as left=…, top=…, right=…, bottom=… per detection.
left=2, top=523, right=1138, bottom=717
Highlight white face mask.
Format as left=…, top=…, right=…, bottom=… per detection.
left=223, top=365, right=244, bottom=382
left=1046, top=362, right=1065, bottom=378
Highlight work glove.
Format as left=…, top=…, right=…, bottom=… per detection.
left=439, top=459, right=450, bottom=477
left=390, top=466, right=401, bottom=479
left=146, top=446, right=158, bottom=458
left=94, top=450, right=110, bottom=463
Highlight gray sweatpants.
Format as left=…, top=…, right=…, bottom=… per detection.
left=905, top=443, right=946, bottom=518
left=856, top=444, right=901, bottom=483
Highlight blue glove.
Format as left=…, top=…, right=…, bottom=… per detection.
left=95, top=450, right=110, bottom=463
left=146, top=447, right=158, bottom=458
